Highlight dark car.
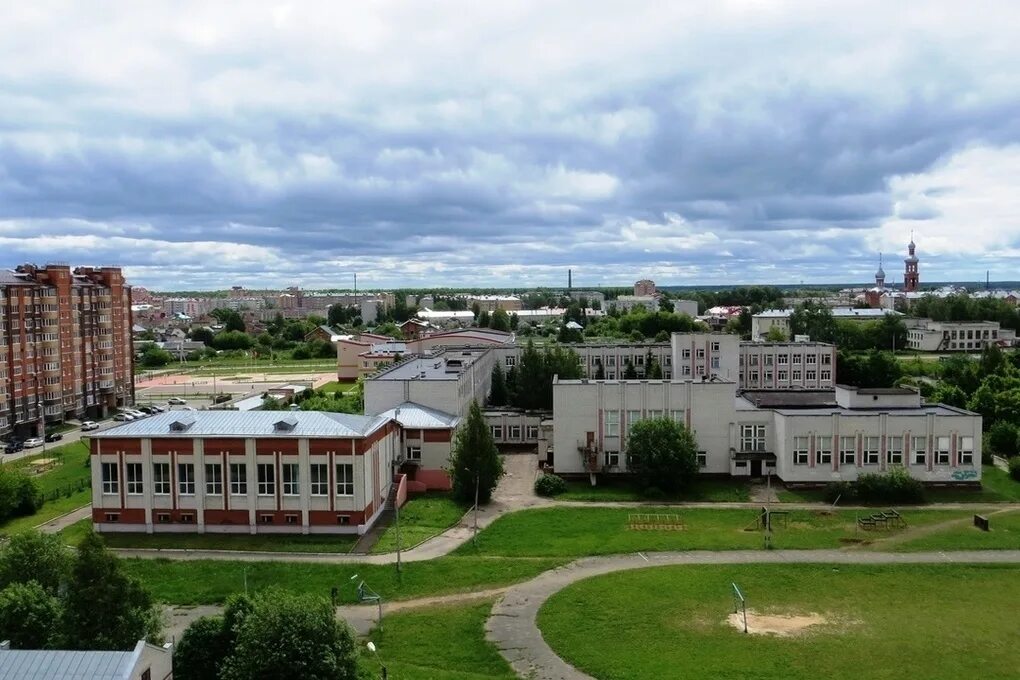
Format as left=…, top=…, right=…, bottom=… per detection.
left=44, top=432, right=64, bottom=443
left=4, top=441, right=23, bottom=454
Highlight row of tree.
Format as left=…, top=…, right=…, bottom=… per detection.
left=488, top=341, right=584, bottom=411
left=788, top=301, right=907, bottom=349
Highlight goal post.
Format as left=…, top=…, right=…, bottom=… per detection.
left=732, top=582, right=747, bottom=634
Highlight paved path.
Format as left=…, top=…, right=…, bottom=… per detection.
left=36, top=506, right=92, bottom=534
left=485, top=549, right=1020, bottom=680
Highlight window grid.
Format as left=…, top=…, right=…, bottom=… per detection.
left=336, top=463, right=354, bottom=496
left=257, top=463, right=275, bottom=496
left=205, top=463, right=223, bottom=495
left=230, top=463, right=247, bottom=495
left=282, top=463, right=300, bottom=496
left=178, top=463, right=195, bottom=495
left=101, top=462, right=119, bottom=494
left=310, top=464, right=329, bottom=496
left=153, top=463, right=170, bottom=495
left=126, top=463, right=143, bottom=495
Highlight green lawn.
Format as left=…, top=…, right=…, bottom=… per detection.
left=316, top=380, right=357, bottom=394
left=559, top=477, right=750, bottom=502
left=372, top=493, right=468, bottom=554
left=538, top=563, right=1020, bottom=680
left=0, top=441, right=93, bottom=536
left=0, top=490, right=91, bottom=535
left=778, top=465, right=1020, bottom=504
left=59, top=519, right=357, bottom=553
left=454, top=506, right=976, bottom=557
left=887, top=509, right=1020, bottom=552
left=359, top=600, right=514, bottom=679
left=122, top=555, right=565, bottom=606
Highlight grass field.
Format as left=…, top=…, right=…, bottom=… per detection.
left=359, top=599, right=514, bottom=679
left=454, top=506, right=979, bottom=557
left=778, top=465, right=1020, bottom=504
left=538, top=563, right=1020, bottom=680
left=889, top=508, right=1020, bottom=552
left=316, top=380, right=357, bottom=394
left=58, top=519, right=357, bottom=553
left=371, top=493, right=468, bottom=554
left=121, top=555, right=565, bottom=605
left=559, top=477, right=751, bottom=502
left=0, top=441, right=92, bottom=536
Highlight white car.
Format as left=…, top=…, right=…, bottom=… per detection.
left=23, top=437, right=44, bottom=448
left=168, top=397, right=187, bottom=405
left=112, top=413, right=134, bottom=422
left=125, top=409, right=147, bottom=419
left=80, top=421, right=99, bottom=431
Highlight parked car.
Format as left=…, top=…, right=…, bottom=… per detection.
left=168, top=397, right=187, bottom=405
left=4, top=441, right=23, bottom=454
left=23, top=437, right=44, bottom=448
left=125, top=409, right=147, bottom=419
left=112, top=413, right=133, bottom=422
left=44, top=432, right=63, bottom=443
left=150, top=405, right=166, bottom=412
left=80, top=421, right=100, bottom=431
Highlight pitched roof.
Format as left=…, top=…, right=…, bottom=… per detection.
left=376, top=402, right=461, bottom=429
left=93, top=410, right=389, bottom=438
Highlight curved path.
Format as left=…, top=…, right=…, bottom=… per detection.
left=484, top=549, right=1020, bottom=680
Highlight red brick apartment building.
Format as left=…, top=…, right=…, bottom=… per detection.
left=1, top=264, right=133, bottom=437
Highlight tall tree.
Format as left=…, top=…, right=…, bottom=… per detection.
left=515, top=340, right=547, bottom=410
left=173, top=615, right=231, bottom=680
left=626, top=418, right=700, bottom=494
left=0, top=581, right=61, bottom=649
left=490, top=309, right=511, bottom=332
left=489, top=363, right=508, bottom=407
left=62, top=532, right=162, bottom=650
left=448, top=401, right=504, bottom=505
left=623, top=359, right=638, bottom=379
left=0, top=531, right=72, bottom=595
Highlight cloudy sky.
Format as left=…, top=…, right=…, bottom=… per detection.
left=1, top=1, right=1018, bottom=291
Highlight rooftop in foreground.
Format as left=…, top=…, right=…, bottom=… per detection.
left=91, top=410, right=389, bottom=438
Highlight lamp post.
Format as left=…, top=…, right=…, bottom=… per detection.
left=366, top=641, right=387, bottom=680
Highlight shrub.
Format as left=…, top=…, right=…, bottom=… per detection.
left=855, top=467, right=925, bottom=504
left=534, top=474, right=566, bottom=497
left=987, top=421, right=1019, bottom=457
left=1009, top=457, right=1020, bottom=483
left=823, top=480, right=855, bottom=504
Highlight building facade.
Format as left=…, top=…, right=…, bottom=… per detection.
left=751, top=307, right=903, bottom=340
left=906, top=319, right=1015, bottom=351
left=633, top=279, right=657, bottom=297
left=90, top=411, right=400, bottom=535
left=1, top=265, right=134, bottom=437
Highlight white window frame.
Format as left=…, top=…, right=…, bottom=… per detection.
left=126, top=462, right=143, bottom=495
left=604, top=450, right=620, bottom=468
left=887, top=436, right=903, bottom=465
left=740, top=425, right=766, bottom=452
left=310, top=463, right=329, bottom=496
left=230, top=463, right=247, bottom=495
left=336, top=463, right=354, bottom=496
left=935, top=437, right=951, bottom=465
left=912, top=436, right=927, bottom=465
left=696, top=451, right=707, bottom=468
left=526, top=425, right=539, bottom=439
left=205, top=463, right=223, bottom=495
left=670, top=409, right=684, bottom=424
left=815, top=437, right=832, bottom=465
left=153, top=463, right=170, bottom=495
left=626, top=410, right=641, bottom=435
left=863, top=437, right=880, bottom=465
left=491, top=425, right=503, bottom=440
left=839, top=436, right=856, bottom=466
left=178, top=463, right=195, bottom=495
left=508, top=425, right=521, bottom=440
left=604, top=411, right=619, bottom=437
left=282, top=463, right=300, bottom=496
left=959, top=436, right=974, bottom=465
left=257, top=463, right=275, bottom=496
left=793, top=437, right=809, bottom=465
left=406, top=445, right=422, bottom=460
left=101, top=462, right=119, bottom=495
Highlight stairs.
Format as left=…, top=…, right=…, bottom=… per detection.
left=350, top=480, right=401, bottom=554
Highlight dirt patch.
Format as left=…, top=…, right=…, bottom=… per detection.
left=727, top=610, right=830, bottom=636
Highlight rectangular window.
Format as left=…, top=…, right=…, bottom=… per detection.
left=778, top=370, right=788, bottom=381
left=711, top=342, right=720, bottom=352
left=126, top=463, right=143, bottom=495
left=626, top=410, right=641, bottom=435
left=821, top=354, right=832, bottom=365
left=793, top=436, right=809, bottom=465
left=282, top=463, right=300, bottom=496
left=740, top=425, right=766, bottom=452
left=806, top=355, right=817, bottom=364
left=604, top=450, right=620, bottom=467
left=749, top=355, right=758, bottom=366
left=101, top=462, right=119, bottom=494
left=508, top=425, right=521, bottom=440
left=178, top=463, right=195, bottom=495
left=792, top=370, right=802, bottom=381
left=153, top=463, right=170, bottom=495
left=682, top=349, right=690, bottom=359
left=310, top=464, right=329, bottom=496
left=604, top=410, right=619, bottom=437
left=711, top=357, right=720, bottom=369
left=815, top=437, right=832, bottom=465
left=670, top=409, right=684, bottom=424
left=935, top=437, right=951, bottom=465
left=912, top=436, right=927, bottom=465
left=696, top=348, right=705, bottom=359
left=959, top=436, right=974, bottom=465
left=839, top=436, right=856, bottom=465
left=230, top=463, right=247, bottom=495
left=863, top=437, right=880, bottom=465
left=526, top=425, right=539, bottom=439
left=648, top=410, right=662, bottom=420
left=820, top=370, right=831, bottom=381
left=806, top=370, right=817, bottom=381
left=205, top=463, right=223, bottom=495
left=336, top=463, right=354, bottom=496
left=777, top=354, right=788, bottom=365
left=764, top=355, right=774, bottom=366
left=490, top=425, right=503, bottom=440
left=887, top=436, right=903, bottom=465
left=406, top=445, right=422, bottom=460
left=696, top=451, right=707, bottom=468
left=257, top=463, right=275, bottom=496
left=682, top=365, right=691, bottom=376
left=505, top=356, right=516, bottom=367
left=793, top=354, right=802, bottom=364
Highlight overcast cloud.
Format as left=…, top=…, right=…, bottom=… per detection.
left=1, top=1, right=1018, bottom=290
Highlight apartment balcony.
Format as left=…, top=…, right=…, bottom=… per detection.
left=99, top=380, right=115, bottom=391
left=43, top=393, right=62, bottom=405
left=43, top=405, right=62, bottom=417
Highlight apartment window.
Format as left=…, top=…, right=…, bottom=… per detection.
left=793, top=354, right=802, bottom=364
left=749, top=355, right=758, bottom=366
left=101, top=462, right=119, bottom=495
left=806, top=355, right=817, bottom=364
left=682, top=349, right=690, bottom=359
left=777, top=354, right=788, bottom=365
left=887, top=436, right=903, bottom=465
left=282, top=463, right=299, bottom=496
left=821, top=354, right=832, bottom=365
left=648, top=409, right=663, bottom=420
left=490, top=425, right=503, bottom=440
left=607, top=356, right=616, bottom=367
left=604, top=411, right=619, bottom=437
left=696, top=451, right=707, bottom=468
left=959, top=436, right=974, bottom=465
left=749, top=371, right=759, bottom=382
left=153, top=463, right=170, bottom=495
left=126, top=463, right=143, bottom=495
left=792, top=370, right=802, bottom=381
left=230, top=463, right=248, bottom=495
left=711, top=357, right=720, bottom=369
left=696, top=348, right=705, bottom=359
left=178, top=464, right=195, bottom=495
left=406, top=445, right=422, bottom=460
left=839, top=436, right=856, bottom=465
left=508, top=425, right=522, bottom=440
left=863, top=437, right=880, bottom=465
left=604, top=450, right=620, bottom=467
left=764, top=355, right=773, bottom=366
left=526, top=425, right=539, bottom=439
left=310, top=464, right=329, bottom=496
left=626, top=410, right=641, bottom=435
left=205, top=463, right=223, bottom=495
left=806, top=370, right=817, bottom=381
left=793, top=436, right=809, bottom=465
left=815, top=437, right=832, bottom=465
left=505, top=356, right=516, bottom=368
left=821, top=370, right=831, bottom=381
left=670, top=409, right=684, bottom=424
left=778, top=370, right=788, bottom=381
left=682, top=365, right=691, bottom=376
left=257, top=464, right=275, bottom=496
left=764, top=371, right=773, bottom=382
left=740, top=425, right=766, bottom=452
left=935, top=437, right=951, bottom=465
left=912, top=436, right=927, bottom=465
left=635, top=355, right=644, bottom=366
left=336, top=463, right=354, bottom=496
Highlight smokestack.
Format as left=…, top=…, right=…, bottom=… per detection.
left=568, top=268, right=572, bottom=292
left=987, top=270, right=990, bottom=290
left=354, top=272, right=358, bottom=300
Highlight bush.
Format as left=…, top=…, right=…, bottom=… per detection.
left=855, top=467, right=925, bottom=504
left=534, top=474, right=566, bottom=497
left=987, top=421, right=1019, bottom=457
left=0, top=470, right=42, bottom=522
left=823, top=480, right=854, bottom=504
left=1009, top=457, right=1020, bottom=483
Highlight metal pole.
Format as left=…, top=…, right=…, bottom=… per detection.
left=473, top=470, right=479, bottom=546
left=395, top=487, right=402, bottom=574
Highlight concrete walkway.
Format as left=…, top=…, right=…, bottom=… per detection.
left=36, top=506, right=92, bottom=534
left=485, top=549, right=1020, bottom=680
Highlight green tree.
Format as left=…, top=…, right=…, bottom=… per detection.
left=593, top=359, right=605, bottom=379
left=515, top=340, right=546, bottom=410
left=788, top=301, right=836, bottom=342
left=140, top=345, right=174, bottom=368
left=489, top=363, right=508, bottom=407
left=448, top=401, right=504, bottom=505
left=174, top=615, right=230, bottom=680
left=654, top=330, right=670, bottom=342
left=211, top=309, right=246, bottom=333
left=987, top=421, right=1019, bottom=457
left=0, top=468, right=42, bottom=523
left=646, top=350, right=663, bottom=379
left=0, top=531, right=72, bottom=595
left=190, top=327, right=215, bottom=345
left=477, top=310, right=491, bottom=328
left=765, top=326, right=787, bottom=342
left=490, top=309, right=511, bottom=332
left=211, top=331, right=255, bottom=351
left=623, top=359, right=638, bottom=379
left=62, top=532, right=162, bottom=650
left=929, top=384, right=968, bottom=409
left=0, top=581, right=61, bottom=649
left=626, top=418, right=699, bottom=494
left=218, top=589, right=358, bottom=680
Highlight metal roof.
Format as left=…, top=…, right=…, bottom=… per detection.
left=93, top=410, right=389, bottom=439
left=0, top=648, right=138, bottom=680
left=377, top=402, right=461, bottom=429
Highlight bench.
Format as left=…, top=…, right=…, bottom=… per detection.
left=974, top=514, right=990, bottom=531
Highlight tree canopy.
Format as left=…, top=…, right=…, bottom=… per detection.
left=448, top=400, right=503, bottom=505
left=625, top=418, right=700, bottom=494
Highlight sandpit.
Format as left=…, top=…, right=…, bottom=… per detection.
left=727, top=610, right=830, bottom=636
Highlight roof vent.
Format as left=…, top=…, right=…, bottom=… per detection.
left=274, top=415, right=298, bottom=431
left=169, top=415, right=196, bottom=432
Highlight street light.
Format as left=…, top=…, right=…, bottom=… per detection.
left=366, top=641, right=388, bottom=680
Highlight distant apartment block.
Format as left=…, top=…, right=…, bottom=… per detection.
left=1, top=264, right=134, bottom=436
left=906, top=319, right=1016, bottom=352
left=633, top=279, right=657, bottom=297
left=467, top=295, right=523, bottom=312
left=751, top=307, right=904, bottom=340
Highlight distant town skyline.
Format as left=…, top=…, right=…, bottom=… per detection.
left=1, top=2, right=1018, bottom=290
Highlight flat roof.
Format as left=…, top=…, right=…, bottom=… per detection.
left=772, top=404, right=972, bottom=417
left=740, top=390, right=839, bottom=408
left=93, top=411, right=389, bottom=438
left=753, top=307, right=903, bottom=318
left=370, top=350, right=487, bottom=381
left=555, top=377, right=736, bottom=385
